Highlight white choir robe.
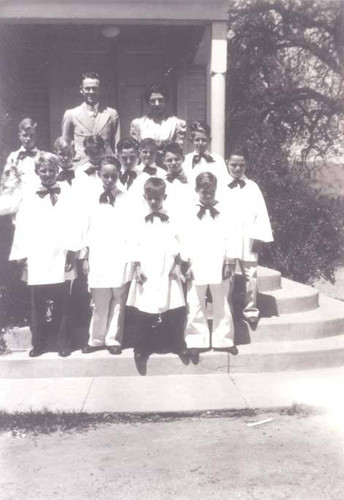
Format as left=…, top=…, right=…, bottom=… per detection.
left=9, top=182, right=83, bottom=286
left=84, top=187, right=132, bottom=347
left=127, top=209, right=185, bottom=315
left=180, top=201, right=239, bottom=349
left=163, top=176, right=194, bottom=219
left=224, top=174, right=274, bottom=321
left=137, top=162, right=166, bottom=178
left=183, top=151, right=230, bottom=193
left=0, top=147, right=40, bottom=215
left=116, top=166, right=150, bottom=213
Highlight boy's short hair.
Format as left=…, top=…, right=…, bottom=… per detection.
left=18, top=118, right=37, bottom=132
left=54, top=136, right=74, bottom=152
left=81, top=72, right=99, bottom=83
left=144, top=83, right=170, bottom=103
left=144, top=177, right=166, bottom=196
left=117, top=137, right=139, bottom=154
left=228, top=145, right=248, bottom=160
left=83, top=134, right=105, bottom=151
left=139, top=138, right=158, bottom=151
left=34, top=152, right=59, bottom=174
left=189, top=121, right=211, bottom=139
left=162, top=142, right=184, bottom=159
left=99, top=155, right=121, bottom=173
left=195, top=171, right=217, bottom=190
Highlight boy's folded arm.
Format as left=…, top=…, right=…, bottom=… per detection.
left=222, top=260, right=235, bottom=280
left=250, top=239, right=264, bottom=254
left=134, top=262, right=147, bottom=285
left=65, top=250, right=77, bottom=272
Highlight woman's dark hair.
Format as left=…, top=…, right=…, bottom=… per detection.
left=144, top=83, right=170, bottom=103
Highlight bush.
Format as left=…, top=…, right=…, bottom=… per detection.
left=244, top=131, right=343, bottom=284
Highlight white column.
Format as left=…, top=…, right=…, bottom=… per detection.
left=210, top=22, right=227, bottom=157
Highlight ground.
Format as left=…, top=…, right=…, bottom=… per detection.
left=314, top=266, right=344, bottom=301
left=1, top=408, right=344, bottom=500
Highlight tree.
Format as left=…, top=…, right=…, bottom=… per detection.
left=227, top=0, right=344, bottom=170
left=226, top=0, right=344, bottom=283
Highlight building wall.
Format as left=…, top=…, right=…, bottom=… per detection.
left=0, top=26, right=50, bottom=171
left=0, top=26, right=25, bottom=170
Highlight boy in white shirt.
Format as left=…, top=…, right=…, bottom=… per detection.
left=116, top=138, right=143, bottom=191
left=127, top=177, right=188, bottom=362
left=9, top=152, right=82, bottom=357
left=181, top=172, right=238, bottom=353
left=183, top=121, right=229, bottom=188
left=225, top=146, right=273, bottom=327
left=54, top=136, right=77, bottom=186
left=81, top=157, right=131, bottom=355
left=161, top=142, right=193, bottom=217
left=0, top=118, right=40, bottom=215
left=138, top=138, right=165, bottom=177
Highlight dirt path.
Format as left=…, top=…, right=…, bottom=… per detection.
left=1, top=411, right=344, bottom=500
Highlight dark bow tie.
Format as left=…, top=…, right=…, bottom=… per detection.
left=197, top=203, right=219, bottom=220
left=99, top=191, right=115, bottom=206
left=18, top=149, right=37, bottom=161
left=228, top=178, right=246, bottom=189
left=36, top=186, right=61, bottom=206
left=120, top=169, right=137, bottom=189
left=145, top=212, right=169, bottom=223
left=84, top=163, right=100, bottom=176
left=192, top=153, right=215, bottom=168
left=166, top=172, right=187, bottom=184
left=143, top=165, right=157, bottom=176
left=57, top=169, right=75, bottom=185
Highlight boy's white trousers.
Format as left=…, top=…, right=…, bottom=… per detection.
left=185, top=279, right=234, bottom=349
left=88, top=285, right=128, bottom=347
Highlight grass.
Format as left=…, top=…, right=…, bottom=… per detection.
left=0, top=405, right=323, bottom=436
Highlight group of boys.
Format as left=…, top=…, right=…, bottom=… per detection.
left=0, top=116, right=273, bottom=364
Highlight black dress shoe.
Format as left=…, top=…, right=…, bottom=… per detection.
left=58, top=349, right=71, bottom=358
left=245, top=317, right=259, bottom=330
left=107, top=346, right=122, bottom=355
left=134, top=351, right=149, bottom=361
left=29, top=348, right=44, bottom=358
left=176, top=347, right=189, bottom=357
left=82, top=345, right=103, bottom=354
left=228, top=346, right=239, bottom=356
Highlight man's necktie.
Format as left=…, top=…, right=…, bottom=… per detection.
left=145, top=212, right=169, bottom=223
left=228, top=178, right=246, bottom=189
left=36, top=186, right=61, bottom=206
left=17, top=150, right=37, bottom=161
left=84, top=164, right=100, bottom=176
left=143, top=165, right=157, bottom=176
left=120, top=170, right=137, bottom=189
left=192, top=153, right=215, bottom=168
left=57, top=169, right=75, bottom=185
left=99, top=191, right=115, bottom=206
left=166, top=172, right=187, bottom=184
left=197, top=203, right=219, bottom=220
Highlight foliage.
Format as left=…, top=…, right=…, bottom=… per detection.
left=244, top=127, right=343, bottom=284
left=226, top=0, right=344, bottom=283
left=227, top=0, right=344, bottom=169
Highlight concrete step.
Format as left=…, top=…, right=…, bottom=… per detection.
left=253, top=295, right=344, bottom=341
left=258, top=277, right=319, bottom=316
left=229, top=334, right=344, bottom=373
left=4, top=295, right=344, bottom=353
left=256, top=266, right=281, bottom=292
left=1, top=334, right=344, bottom=378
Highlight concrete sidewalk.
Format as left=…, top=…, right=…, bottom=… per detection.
left=0, top=366, right=343, bottom=413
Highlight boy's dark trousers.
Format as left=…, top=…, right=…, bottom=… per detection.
left=30, top=281, right=71, bottom=352
left=70, top=260, right=91, bottom=327
left=134, top=306, right=187, bottom=355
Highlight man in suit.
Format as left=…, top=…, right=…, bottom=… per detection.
left=62, top=72, right=120, bottom=166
